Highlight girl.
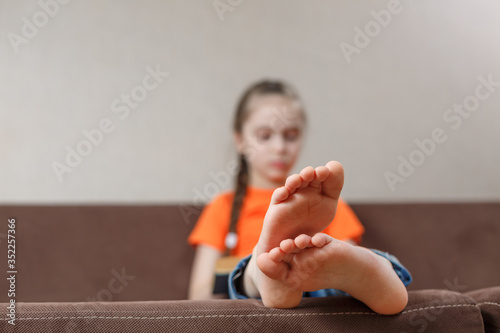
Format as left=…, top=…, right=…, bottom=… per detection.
left=188, top=80, right=411, bottom=313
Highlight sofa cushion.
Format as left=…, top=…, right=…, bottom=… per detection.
left=466, top=287, right=500, bottom=333
left=0, top=289, right=484, bottom=332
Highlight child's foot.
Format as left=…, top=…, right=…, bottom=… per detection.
left=259, top=233, right=409, bottom=314
left=242, top=161, right=344, bottom=308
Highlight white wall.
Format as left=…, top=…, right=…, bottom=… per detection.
left=1, top=0, right=499, bottom=204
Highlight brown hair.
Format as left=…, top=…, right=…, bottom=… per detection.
left=227, top=80, right=305, bottom=252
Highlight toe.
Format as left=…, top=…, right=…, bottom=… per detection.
left=314, top=166, right=329, bottom=182
left=322, top=161, right=344, bottom=199
left=257, top=252, right=290, bottom=281
left=299, top=166, right=315, bottom=186
left=285, top=174, right=302, bottom=193
left=311, top=233, right=332, bottom=247
left=294, top=234, right=312, bottom=249
left=270, top=186, right=289, bottom=204
left=268, top=247, right=285, bottom=262
left=280, top=239, right=296, bottom=253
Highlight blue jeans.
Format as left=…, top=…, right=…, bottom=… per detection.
left=228, top=249, right=412, bottom=299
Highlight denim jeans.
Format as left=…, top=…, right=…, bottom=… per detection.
left=227, top=249, right=412, bottom=299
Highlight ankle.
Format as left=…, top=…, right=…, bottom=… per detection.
left=242, top=252, right=260, bottom=298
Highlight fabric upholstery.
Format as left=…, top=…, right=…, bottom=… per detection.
left=0, top=290, right=485, bottom=332
left=466, top=287, right=500, bottom=333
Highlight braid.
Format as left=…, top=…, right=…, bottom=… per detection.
left=226, top=154, right=248, bottom=255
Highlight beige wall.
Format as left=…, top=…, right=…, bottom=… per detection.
left=1, top=0, right=499, bottom=204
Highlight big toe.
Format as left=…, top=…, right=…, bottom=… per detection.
left=257, top=252, right=289, bottom=281
left=322, top=161, right=344, bottom=199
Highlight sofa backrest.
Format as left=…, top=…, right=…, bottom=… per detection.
left=0, top=203, right=498, bottom=302
left=354, top=203, right=500, bottom=293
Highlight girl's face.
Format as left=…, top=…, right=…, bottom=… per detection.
left=235, top=94, right=305, bottom=188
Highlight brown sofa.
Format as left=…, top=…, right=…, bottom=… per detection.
left=1, top=203, right=499, bottom=332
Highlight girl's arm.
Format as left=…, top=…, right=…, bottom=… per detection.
left=188, top=244, right=222, bottom=300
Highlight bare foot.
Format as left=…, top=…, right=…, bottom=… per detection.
left=259, top=233, right=409, bottom=314
left=242, top=161, right=344, bottom=308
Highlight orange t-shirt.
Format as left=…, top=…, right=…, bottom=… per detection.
left=188, top=186, right=364, bottom=257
